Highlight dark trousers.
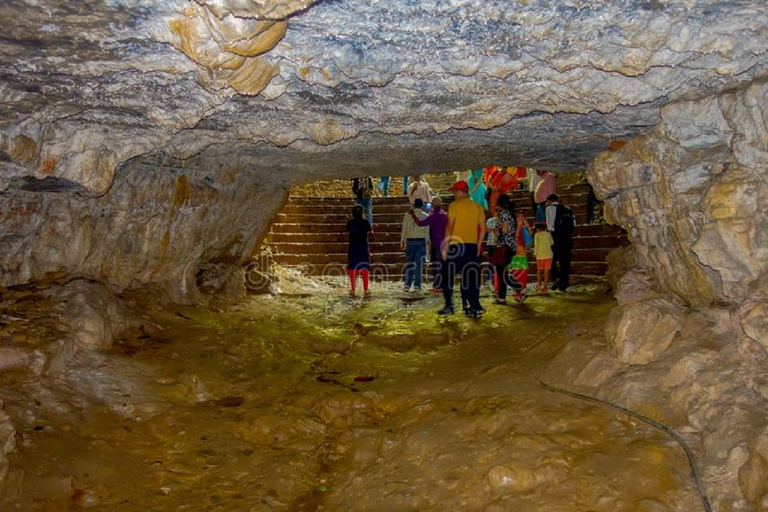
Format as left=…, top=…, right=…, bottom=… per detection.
left=442, top=243, right=481, bottom=310
left=494, top=248, right=524, bottom=300
left=551, top=236, right=572, bottom=291
left=430, top=246, right=444, bottom=288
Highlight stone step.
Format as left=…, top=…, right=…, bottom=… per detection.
left=284, top=188, right=591, bottom=211
left=271, top=247, right=615, bottom=266
left=265, top=223, right=626, bottom=244
left=270, top=215, right=594, bottom=234
left=286, top=183, right=592, bottom=204
left=287, top=195, right=415, bottom=205
left=269, top=222, right=402, bottom=234
left=273, top=203, right=592, bottom=226
left=281, top=203, right=414, bottom=215
left=273, top=261, right=609, bottom=280
left=267, top=231, right=403, bottom=244
left=267, top=232, right=627, bottom=255
left=276, top=212, right=413, bottom=224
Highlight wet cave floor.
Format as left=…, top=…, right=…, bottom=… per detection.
left=0, top=283, right=700, bottom=511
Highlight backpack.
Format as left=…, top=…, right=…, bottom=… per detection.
left=554, top=204, right=574, bottom=236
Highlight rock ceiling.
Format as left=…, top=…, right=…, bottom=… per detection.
left=1, top=0, right=767, bottom=195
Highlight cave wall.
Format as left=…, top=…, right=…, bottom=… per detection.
left=589, top=78, right=768, bottom=310
left=0, top=158, right=287, bottom=303
left=575, top=77, right=768, bottom=510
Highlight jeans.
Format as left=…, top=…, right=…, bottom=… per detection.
left=357, top=197, right=373, bottom=227
left=404, top=239, right=427, bottom=289
left=377, top=177, right=390, bottom=196
left=442, top=243, right=481, bottom=311
left=402, top=176, right=409, bottom=196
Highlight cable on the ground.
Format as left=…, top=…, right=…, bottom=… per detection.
left=539, top=381, right=712, bottom=512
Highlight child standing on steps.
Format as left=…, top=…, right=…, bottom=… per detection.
left=346, top=204, right=372, bottom=298
left=533, top=222, right=554, bottom=293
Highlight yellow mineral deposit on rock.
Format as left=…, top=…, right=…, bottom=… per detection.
left=168, top=3, right=287, bottom=96
left=199, top=0, right=317, bottom=20
left=703, top=181, right=751, bottom=220
left=307, top=121, right=356, bottom=145
left=206, top=17, right=287, bottom=57
left=2, top=135, right=38, bottom=164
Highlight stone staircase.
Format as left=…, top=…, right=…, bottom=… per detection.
left=263, top=184, right=628, bottom=283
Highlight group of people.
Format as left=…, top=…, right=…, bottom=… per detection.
left=347, top=175, right=436, bottom=297
left=346, top=173, right=576, bottom=309
left=452, top=167, right=561, bottom=225
left=352, top=175, right=434, bottom=229
left=375, top=176, right=411, bottom=197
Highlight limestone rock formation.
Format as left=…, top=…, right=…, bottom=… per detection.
left=588, top=79, right=768, bottom=308
left=1, top=1, right=768, bottom=507
left=2, top=0, right=767, bottom=296
left=0, top=158, right=287, bottom=300
left=0, top=403, right=15, bottom=486
left=584, top=78, right=768, bottom=509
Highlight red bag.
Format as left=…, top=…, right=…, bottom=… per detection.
left=489, top=245, right=508, bottom=266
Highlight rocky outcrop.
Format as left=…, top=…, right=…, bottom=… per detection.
left=589, top=78, right=768, bottom=308
left=2, top=1, right=767, bottom=202
left=44, top=280, right=128, bottom=375
left=0, top=157, right=287, bottom=301
left=577, top=79, right=768, bottom=509
left=0, top=403, right=15, bottom=488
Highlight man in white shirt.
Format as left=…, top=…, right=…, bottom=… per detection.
left=408, top=175, right=433, bottom=207
left=401, top=198, right=430, bottom=292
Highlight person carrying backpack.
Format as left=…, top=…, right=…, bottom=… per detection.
left=545, top=194, right=575, bottom=292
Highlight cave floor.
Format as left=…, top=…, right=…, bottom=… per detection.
left=0, top=282, right=700, bottom=511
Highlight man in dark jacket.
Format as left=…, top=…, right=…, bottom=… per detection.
left=546, top=194, right=575, bottom=292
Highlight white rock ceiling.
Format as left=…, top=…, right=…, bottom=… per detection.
left=1, top=0, right=768, bottom=195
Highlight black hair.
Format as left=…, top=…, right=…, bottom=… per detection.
left=497, top=194, right=517, bottom=215
left=547, top=194, right=559, bottom=202
left=413, top=198, right=424, bottom=209
left=352, top=204, right=363, bottom=220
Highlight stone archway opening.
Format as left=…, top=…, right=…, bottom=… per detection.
left=254, top=168, right=625, bottom=297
